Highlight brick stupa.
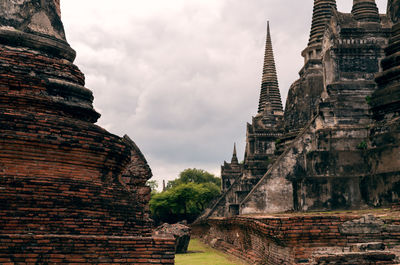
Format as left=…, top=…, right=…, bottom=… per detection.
left=0, top=1, right=174, bottom=264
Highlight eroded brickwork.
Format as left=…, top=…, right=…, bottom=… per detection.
left=0, top=235, right=175, bottom=264
left=193, top=211, right=400, bottom=265
left=0, top=1, right=175, bottom=264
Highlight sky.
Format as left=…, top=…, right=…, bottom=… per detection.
left=60, top=0, right=387, bottom=185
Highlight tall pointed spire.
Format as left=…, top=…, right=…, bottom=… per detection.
left=308, top=0, right=337, bottom=46
left=352, top=0, right=380, bottom=22
left=258, top=22, right=283, bottom=114
left=231, top=143, right=239, bottom=164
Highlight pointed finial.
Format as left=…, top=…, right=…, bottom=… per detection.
left=231, top=143, right=239, bottom=164
left=258, top=21, right=283, bottom=114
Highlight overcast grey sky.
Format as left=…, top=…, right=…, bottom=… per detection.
left=60, top=0, right=387, bottom=184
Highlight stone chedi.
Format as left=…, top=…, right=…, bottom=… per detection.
left=202, top=22, right=284, bottom=218
left=0, top=1, right=174, bottom=264
left=284, top=0, right=337, bottom=133
left=203, top=0, right=399, bottom=218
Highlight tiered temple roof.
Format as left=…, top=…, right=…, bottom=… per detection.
left=258, top=22, right=283, bottom=114
left=352, top=0, right=380, bottom=22
left=231, top=143, right=239, bottom=164
left=308, top=0, right=337, bottom=46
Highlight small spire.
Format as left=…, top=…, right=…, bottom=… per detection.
left=308, top=0, right=337, bottom=46
left=231, top=143, right=239, bottom=164
left=258, top=21, right=283, bottom=114
left=352, top=0, right=380, bottom=22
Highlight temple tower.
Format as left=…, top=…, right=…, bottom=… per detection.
left=211, top=23, right=284, bottom=218
left=0, top=1, right=174, bottom=263
left=284, top=0, right=337, bottom=133
left=244, top=22, right=284, bottom=178
left=373, top=0, right=400, bottom=119
left=258, top=22, right=283, bottom=114
left=319, top=0, right=389, bottom=126
left=352, top=0, right=380, bottom=22
left=221, top=144, right=242, bottom=192
left=365, top=0, right=400, bottom=205
left=231, top=143, right=239, bottom=164
left=308, top=0, right=337, bottom=46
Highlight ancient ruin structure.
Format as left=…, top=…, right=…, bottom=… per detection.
left=202, top=0, right=399, bottom=219
left=0, top=1, right=174, bottom=264
left=210, top=22, right=284, bottom=217
left=195, top=0, right=400, bottom=264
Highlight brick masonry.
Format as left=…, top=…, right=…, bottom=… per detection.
left=192, top=210, right=400, bottom=264
left=0, top=235, right=175, bottom=264
left=0, top=1, right=175, bottom=263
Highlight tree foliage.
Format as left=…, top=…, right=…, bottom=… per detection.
left=146, top=180, right=159, bottom=193
left=150, top=169, right=221, bottom=224
left=166, top=168, right=221, bottom=189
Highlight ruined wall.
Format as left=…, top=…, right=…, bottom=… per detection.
left=193, top=212, right=400, bottom=265
left=0, top=20, right=152, bottom=238
left=0, top=235, right=175, bottom=264
left=0, top=1, right=175, bottom=263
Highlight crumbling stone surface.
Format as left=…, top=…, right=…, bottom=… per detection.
left=340, top=215, right=385, bottom=234
left=155, top=222, right=191, bottom=253
left=315, top=252, right=396, bottom=265
left=0, top=0, right=66, bottom=40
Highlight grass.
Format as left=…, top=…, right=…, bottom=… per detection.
left=175, top=238, right=247, bottom=265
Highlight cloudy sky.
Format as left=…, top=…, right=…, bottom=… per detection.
left=60, top=0, right=387, bottom=185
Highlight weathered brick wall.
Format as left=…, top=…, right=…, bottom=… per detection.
left=0, top=2, right=175, bottom=263
left=0, top=235, right=175, bottom=264
left=0, top=176, right=152, bottom=236
left=193, top=213, right=400, bottom=264
left=0, top=33, right=155, bottom=235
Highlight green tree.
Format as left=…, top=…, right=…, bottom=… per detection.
left=150, top=169, right=221, bottom=224
left=146, top=180, right=159, bottom=193
left=166, top=168, right=221, bottom=189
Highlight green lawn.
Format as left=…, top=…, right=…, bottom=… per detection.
left=175, top=238, right=247, bottom=265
